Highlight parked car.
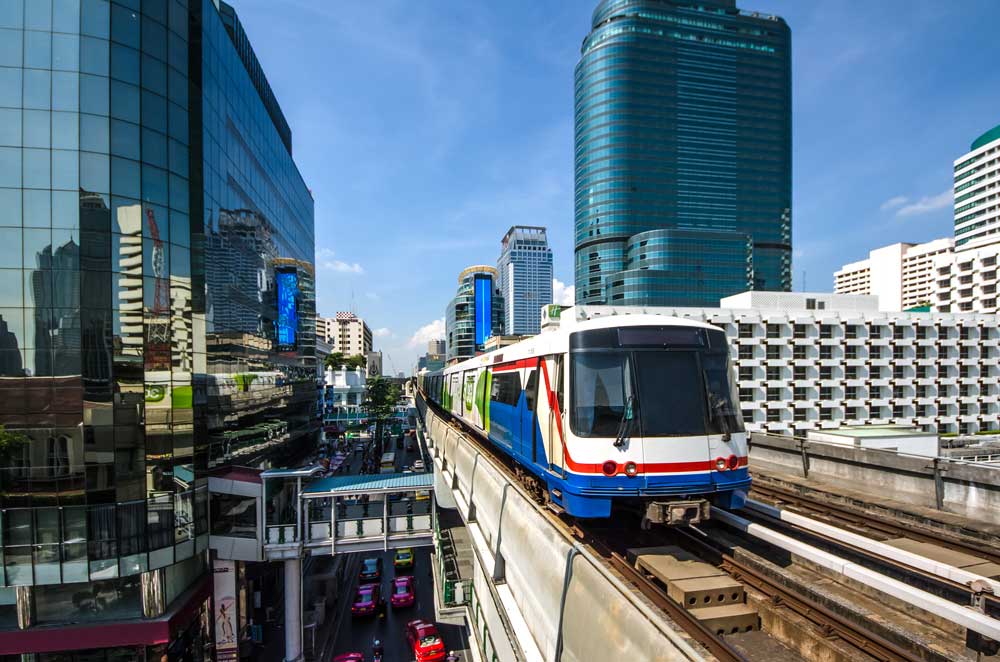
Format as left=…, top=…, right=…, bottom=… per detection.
left=411, top=459, right=425, bottom=472
left=332, top=653, right=364, bottom=662
left=351, top=583, right=382, bottom=617
left=390, top=575, right=415, bottom=608
left=359, top=557, right=383, bottom=581
left=405, top=620, right=446, bottom=662
left=394, top=548, right=414, bottom=570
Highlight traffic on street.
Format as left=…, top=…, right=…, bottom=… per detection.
left=324, top=427, right=468, bottom=662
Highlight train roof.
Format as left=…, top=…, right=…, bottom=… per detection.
left=430, top=308, right=722, bottom=376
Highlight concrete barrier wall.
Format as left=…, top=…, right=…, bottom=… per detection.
left=417, top=396, right=704, bottom=662
left=751, top=433, right=1000, bottom=522
left=472, top=547, right=520, bottom=661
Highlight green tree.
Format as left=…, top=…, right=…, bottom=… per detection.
left=363, top=376, right=402, bottom=452
left=0, top=426, right=29, bottom=467
left=324, top=352, right=367, bottom=371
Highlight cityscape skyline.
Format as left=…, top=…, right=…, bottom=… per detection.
left=224, top=0, right=1000, bottom=371
left=1, top=1, right=1000, bottom=659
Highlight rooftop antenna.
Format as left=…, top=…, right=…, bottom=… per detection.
left=801, top=270, right=806, bottom=292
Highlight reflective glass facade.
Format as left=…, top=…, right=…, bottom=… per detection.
left=496, top=225, right=553, bottom=335
left=445, top=266, right=504, bottom=362
left=574, top=0, right=791, bottom=306
left=0, top=0, right=313, bottom=656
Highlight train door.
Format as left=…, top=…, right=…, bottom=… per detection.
left=522, top=360, right=539, bottom=465
left=546, top=355, right=565, bottom=477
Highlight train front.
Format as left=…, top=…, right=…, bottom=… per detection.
left=565, top=320, right=749, bottom=526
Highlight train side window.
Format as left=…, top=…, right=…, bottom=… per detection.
left=490, top=372, right=521, bottom=406
left=554, top=356, right=564, bottom=411
left=525, top=368, right=538, bottom=412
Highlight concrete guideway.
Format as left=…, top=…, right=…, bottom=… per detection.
left=712, top=507, right=1000, bottom=642
left=418, top=397, right=707, bottom=662
left=749, top=432, right=1000, bottom=524
left=744, top=498, right=1000, bottom=595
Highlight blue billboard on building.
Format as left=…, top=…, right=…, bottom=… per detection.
left=474, top=275, right=493, bottom=346
left=276, top=270, right=299, bottom=347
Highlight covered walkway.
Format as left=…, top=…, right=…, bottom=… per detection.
left=264, top=471, right=435, bottom=558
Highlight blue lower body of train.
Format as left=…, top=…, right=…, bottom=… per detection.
left=474, top=394, right=750, bottom=518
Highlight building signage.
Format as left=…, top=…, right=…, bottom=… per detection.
left=213, top=559, right=239, bottom=661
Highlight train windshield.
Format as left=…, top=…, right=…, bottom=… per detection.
left=569, top=326, right=744, bottom=438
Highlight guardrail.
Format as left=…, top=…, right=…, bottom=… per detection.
left=418, top=395, right=705, bottom=662
left=750, top=432, right=1000, bottom=515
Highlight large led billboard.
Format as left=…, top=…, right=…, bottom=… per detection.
left=474, top=275, right=492, bottom=347
left=276, top=269, right=298, bottom=348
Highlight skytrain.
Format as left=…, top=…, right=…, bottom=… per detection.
left=418, top=307, right=749, bottom=526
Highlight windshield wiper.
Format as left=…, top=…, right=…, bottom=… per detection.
left=614, top=394, right=635, bottom=449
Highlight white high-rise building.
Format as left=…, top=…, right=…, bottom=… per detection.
left=317, top=312, right=373, bottom=356
left=579, top=291, right=1000, bottom=437
left=497, top=226, right=553, bottom=335
left=834, top=239, right=954, bottom=311
left=954, top=124, right=1000, bottom=251
left=932, top=245, right=1000, bottom=314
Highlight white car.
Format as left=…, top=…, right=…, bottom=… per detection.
left=411, top=459, right=425, bottom=472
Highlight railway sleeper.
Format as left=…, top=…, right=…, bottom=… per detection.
left=626, top=545, right=760, bottom=636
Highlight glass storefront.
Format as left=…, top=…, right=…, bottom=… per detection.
left=0, top=0, right=314, bottom=657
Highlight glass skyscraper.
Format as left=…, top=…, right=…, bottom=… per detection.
left=496, top=225, right=553, bottom=336
left=445, top=266, right=505, bottom=362
left=574, top=0, right=791, bottom=306
left=0, top=1, right=314, bottom=659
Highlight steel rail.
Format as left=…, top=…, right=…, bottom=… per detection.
left=420, top=392, right=744, bottom=662
left=750, top=480, right=1000, bottom=567
left=670, top=526, right=921, bottom=662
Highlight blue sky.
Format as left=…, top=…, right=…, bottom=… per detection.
left=233, top=0, right=1000, bottom=373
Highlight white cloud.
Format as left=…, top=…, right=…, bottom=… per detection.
left=896, top=190, right=952, bottom=218
left=552, top=278, right=575, bottom=306
left=373, top=327, right=392, bottom=338
left=315, top=247, right=365, bottom=274
left=409, top=318, right=445, bottom=347
left=324, top=260, right=365, bottom=274
left=880, top=195, right=909, bottom=211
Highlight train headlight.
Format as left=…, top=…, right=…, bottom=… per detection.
left=624, top=461, right=638, bottom=477
left=715, top=457, right=728, bottom=471
left=601, top=461, right=617, bottom=476
left=727, top=455, right=739, bottom=470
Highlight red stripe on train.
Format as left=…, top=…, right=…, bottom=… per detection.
left=491, top=359, right=538, bottom=372
left=569, top=456, right=749, bottom=475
